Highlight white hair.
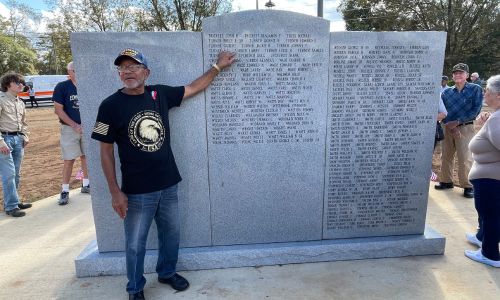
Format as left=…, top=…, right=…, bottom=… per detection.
left=486, top=75, right=500, bottom=94
left=67, top=61, right=74, bottom=71
left=471, top=72, right=479, bottom=78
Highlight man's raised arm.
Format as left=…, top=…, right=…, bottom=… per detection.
left=183, top=51, right=236, bottom=100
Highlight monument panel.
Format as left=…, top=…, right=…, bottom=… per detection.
left=203, top=11, right=330, bottom=245
left=324, top=32, right=446, bottom=239
left=71, top=32, right=211, bottom=251
left=73, top=11, right=446, bottom=277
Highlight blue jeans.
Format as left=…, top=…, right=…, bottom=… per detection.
left=124, top=184, right=180, bottom=294
left=0, top=135, right=24, bottom=212
left=471, top=178, right=500, bottom=261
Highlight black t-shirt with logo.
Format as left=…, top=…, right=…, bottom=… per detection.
left=91, top=85, right=185, bottom=194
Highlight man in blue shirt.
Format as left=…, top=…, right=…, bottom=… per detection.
left=53, top=62, right=90, bottom=205
left=470, top=72, right=483, bottom=87
left=435, top=63, right=483, bottom=198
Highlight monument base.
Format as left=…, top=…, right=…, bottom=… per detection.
left=75, top=226, right=445, bottom=278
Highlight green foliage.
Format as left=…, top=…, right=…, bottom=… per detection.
left=7, top=0, right=231, bottom=74
left=341, top=0, right=373, bottom=31
left=35, top=23, right=72, bottom=74
left=339, top=0, right=500, bottom=78
left=47, top=0, right=136, bottom=32
left=139, top=0, right=232, bottom=31
left=45, top=0, right=231, bottom=32
left=0, top=5, right=38, bottom=75
left=0, top=17, right=8, bottom=32
left=0, top=34, right=38, bottom=75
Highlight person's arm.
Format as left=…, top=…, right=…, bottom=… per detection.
left=54, top=102, right=82, bottom=134
left=486, top=116, right=500, bottom=150
left=20, top=101, right=29, bottom=146
left=437, top=112, right=446, bottom=122
left=0, top=103, right=8, bottom=154
left=475, top=112, right=491, bottom=126
left=100, top=142, right=128, bottom=219
left=437, top=97, right=447, bottom=121
left=183, top=51, right=236, bottom=100
left=460, top=86, right=483, bottom=123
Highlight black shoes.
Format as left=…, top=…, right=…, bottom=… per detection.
left=463, top=188, right=474, bottom=198
left=435, top=183, right=473, bottom=198
left=158, top=273, right=189, bottom=291
left=435, top=182, right=454, bottom=190
left=6, top=208, right=25, bottom=217
left=129, top=290, right=145, bottom=300
left=128, top=273, right=188, bottom=299
left=6, top=203, right=31, bottom=217
left=18, top=202, right=32, bottom=209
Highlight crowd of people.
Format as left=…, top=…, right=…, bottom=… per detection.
left=0, top=49, right=236, bottom=300
left=0, top=62, right=91, bottom=218
left=0, top=52, right=498, bottom=299
left=434, top=64, right=500, bottom=269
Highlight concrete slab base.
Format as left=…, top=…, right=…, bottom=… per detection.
left=75, top=226, right=445, bottom=278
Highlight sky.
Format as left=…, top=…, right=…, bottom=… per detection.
left=0, top=0, right=345, bottom=32
left=232, top=0, right=345, bottom=31
left=0, top=0, right=48, bottom=16
left=1, top=0, right=49, bottom=10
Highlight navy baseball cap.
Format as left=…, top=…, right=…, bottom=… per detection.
left=442, top=75, right=448, bottom=81
left=114, top=48, right=148, bottom=68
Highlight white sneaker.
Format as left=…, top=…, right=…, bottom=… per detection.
left=466, top=233, right=482, bottom=247
left=464, top=249, right=500, bottom=268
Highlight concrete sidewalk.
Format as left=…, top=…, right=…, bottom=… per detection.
left=0, top=185, right=498, bottom=300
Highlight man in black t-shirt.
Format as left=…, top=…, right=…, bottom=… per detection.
left=92, top=48, right=235, bottom=300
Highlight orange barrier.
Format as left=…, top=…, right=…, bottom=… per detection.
left=18, top=91, right=54, bottom=98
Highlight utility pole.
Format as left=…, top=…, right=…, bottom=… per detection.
left=49, top=33, right=60, bottom=74
left=256, top=0, right=258, bottom=10
left=318, top=0, right=323, bottom=17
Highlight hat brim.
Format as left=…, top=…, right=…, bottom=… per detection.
left=114, top=55, right=143, bottom=66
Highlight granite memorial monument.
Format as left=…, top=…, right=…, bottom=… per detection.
left=73, top=10, right=446, bottom=277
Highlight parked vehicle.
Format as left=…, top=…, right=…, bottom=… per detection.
left=18, top=75, right=68, bottom=103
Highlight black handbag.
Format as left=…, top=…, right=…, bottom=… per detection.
left=435, top=121, right=444, bottom=141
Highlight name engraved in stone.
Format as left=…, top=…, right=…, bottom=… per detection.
left=207, top=33, right=322, bottom=145
left=327, top=43, right=431, bottom=231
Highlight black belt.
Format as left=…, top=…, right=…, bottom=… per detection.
left=1, top=131, right=22, bottom=135
left=458, top=121, right=474, bottom=127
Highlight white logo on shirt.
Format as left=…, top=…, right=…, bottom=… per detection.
left=128, top=110, right=165, bottom=152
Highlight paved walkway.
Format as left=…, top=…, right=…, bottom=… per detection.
left=0, top=185, right=499, bottom=300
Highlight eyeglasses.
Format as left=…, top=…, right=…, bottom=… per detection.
left=116, top=64, right=145, bottom=72
left=14, top=81, right=24, bottom=86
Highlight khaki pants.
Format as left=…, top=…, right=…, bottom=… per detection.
left=439, top=124, right=475, bottom=188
